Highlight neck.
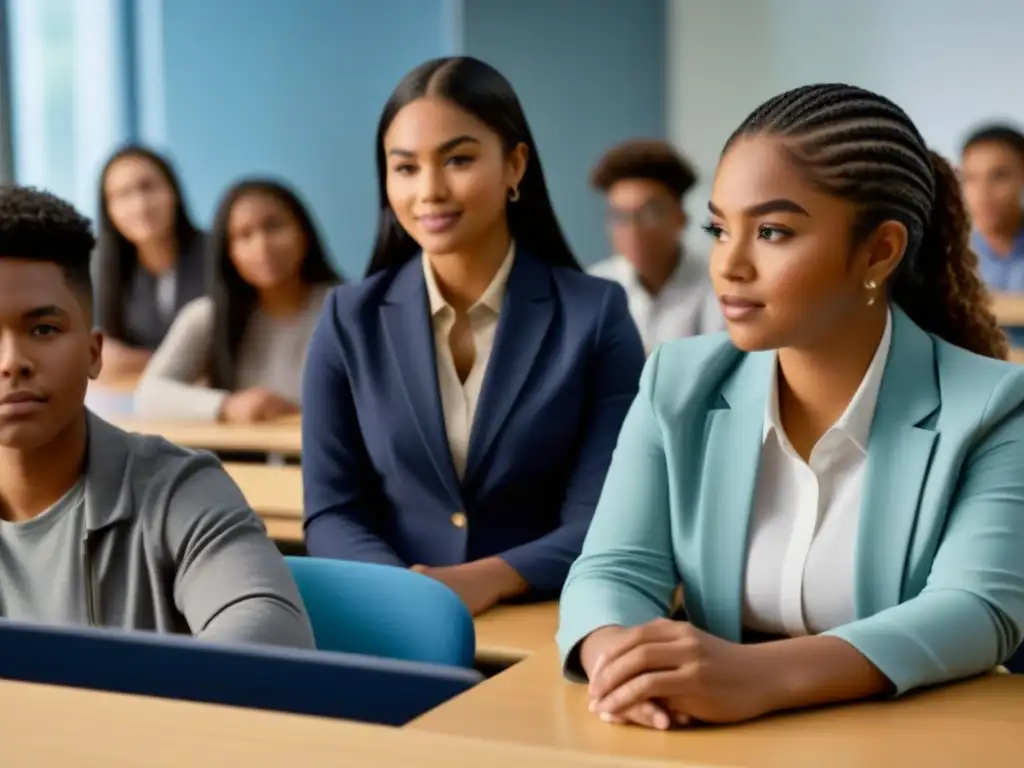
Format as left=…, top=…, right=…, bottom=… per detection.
left=136, top=235, right=178, bottom=276
left=259, top=277, right=310, bottom=318
left=981, top=212, right=1024, bottom=256
left=636, top=248, right=681, bottom=296
left=426, top=226, right=512, bottom=314
left=0, top=410, right=88, bottom=522
left=775, top=305, right=887, bottom=459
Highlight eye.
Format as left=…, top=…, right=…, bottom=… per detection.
left=30, top=324, right=60, bottom=337
left=757, top=225, right=791, bottom=242
left=702, top=222, right=726, bottom=241
left=392, top=163, right=416, bottom=176
left=446, top=155, right=475, bottom=168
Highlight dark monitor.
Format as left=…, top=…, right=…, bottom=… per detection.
left=0, top=619, right=482, bottom=725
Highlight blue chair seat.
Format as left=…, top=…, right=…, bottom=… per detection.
left=286, top=557, right=475, bottom=668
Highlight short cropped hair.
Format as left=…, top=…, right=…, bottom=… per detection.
left=590, top=139, right=698, bottom=199
left=962, top=124, right=1024, bottom=161
left=0, top=185, right=95, bottom=300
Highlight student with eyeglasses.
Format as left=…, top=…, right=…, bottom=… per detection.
left=588, top=140, right=723, bottom=354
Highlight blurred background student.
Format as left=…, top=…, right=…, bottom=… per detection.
left=301, top=57, right=645, bottom=615
left=588, top=139, right=722, bottom=354
left=92, top=146, right=207, bottom=382
left=135, top=179, right=339, bottom=422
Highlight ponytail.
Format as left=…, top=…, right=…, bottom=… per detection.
left=892, top=151, right=1008, bottom=360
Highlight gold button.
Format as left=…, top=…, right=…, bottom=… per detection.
left=450, top=512, right=467, bottom=529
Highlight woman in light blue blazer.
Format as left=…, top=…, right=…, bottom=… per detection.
left=558, top=83, right=1024, bottom=730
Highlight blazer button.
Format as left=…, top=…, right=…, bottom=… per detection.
left=450, top=512, right=467, bottom=529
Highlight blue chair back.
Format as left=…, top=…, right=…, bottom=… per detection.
left=286, top=557, right=475, bottom=668
left=0, top=618, right=482, bottom=725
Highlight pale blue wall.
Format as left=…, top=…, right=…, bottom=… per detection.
left=462, top=0, right=666, bottom=265
left=140, top=0, right=456, bottom=276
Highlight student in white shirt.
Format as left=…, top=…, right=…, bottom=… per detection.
left=558, top=84, right=1022, bottom=729
left=588, top=140, right=723, bottom=352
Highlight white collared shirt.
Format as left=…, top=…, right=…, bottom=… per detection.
left=422, top=243, right=515, bottom=479
left=742, top=309, right=893, bottom=636
left=588, top=252, right=723, bottom=354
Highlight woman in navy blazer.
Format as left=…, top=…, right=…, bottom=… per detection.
left=559, top=85, right=1023, bottom=729
left=301, top=57, right=645, bottom=614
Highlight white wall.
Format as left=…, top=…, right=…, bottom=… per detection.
left=668, top=0, right=1024, bottom=252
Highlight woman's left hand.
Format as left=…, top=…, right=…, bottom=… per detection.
left=587, top=618, right=782, bottom=727
left=412, top=558, right=526, bottom=616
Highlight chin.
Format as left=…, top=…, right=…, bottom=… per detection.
left=0, top=422, right=53, bottom=451
left=724, top=325, right=777, bottom=353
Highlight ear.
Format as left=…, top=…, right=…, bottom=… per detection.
left=87, top=330, right=104, bottom=381
left=505, top=142, right=529, bottom=190
left=862, top=220, right=908, bottom=288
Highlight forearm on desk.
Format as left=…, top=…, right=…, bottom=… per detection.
left=303, top=511, right=405, bottom=566
left=754, top=635, right=892, bottom=713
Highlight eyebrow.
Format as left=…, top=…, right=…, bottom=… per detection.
left=387, top=135, right=481, bottom=158
left=707, top=198, right=810, bottom=217
left=23, top=305, right=68, bottom=320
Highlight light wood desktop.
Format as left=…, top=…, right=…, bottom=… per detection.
left=474, top=601, right=558, bottom=664
left=0, top=677, right=692, bottom=768
left=991, top=291, right=1024, bottom=326
left=224, top=462, right=304, bottom=543
left=411, top=644, right=1024, bottom=767
left=112, top=415, right=302, bottom=456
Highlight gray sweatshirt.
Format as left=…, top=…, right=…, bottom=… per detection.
left=0, top=411, right=315, bottom=649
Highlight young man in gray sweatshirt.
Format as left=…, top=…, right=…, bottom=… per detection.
left=0, top=185, right=314, bottom=649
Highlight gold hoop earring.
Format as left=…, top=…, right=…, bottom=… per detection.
left=864, top=278, right=878, bottom=306
left=508, top=186, right=520, bottom=203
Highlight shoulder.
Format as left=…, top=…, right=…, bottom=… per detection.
left=174, top=296, right=215, bottom=327
left=933, top=339, right=1024, bottom=429
left=322, top=268, right=398, bottom=321
left=642, top=333, right=746, bottom=408
left=550, top=263, right=628, bottom=306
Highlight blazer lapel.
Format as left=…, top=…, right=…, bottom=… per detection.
left=380, top=260, right=462, bottom=506
left=696, top=351, right=774, bottom=642
left=463, top=251, right=554, bottom=484
left=855, top=307, right=939, bottom=618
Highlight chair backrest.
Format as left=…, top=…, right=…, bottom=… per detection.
left=286, top=557, right=476, bottom=668
left=0, top=618, right=482, bottom=726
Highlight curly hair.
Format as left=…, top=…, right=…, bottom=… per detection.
left=590, top=139, right=697, bottom=199
left=726, top=84, right=1007, bottom=360
left=0, top=184, right=95, bottom=302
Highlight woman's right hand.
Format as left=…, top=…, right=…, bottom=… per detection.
left=218, top=387, right=298, bottom=423
left=580, top=625, right=674, bottom=731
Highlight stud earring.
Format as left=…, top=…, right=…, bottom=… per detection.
left=508, top=186, right=520, bottom=203
left=864, top=278, right=878, bottom=306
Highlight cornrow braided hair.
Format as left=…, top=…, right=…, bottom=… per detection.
left=726, top=84, right=1008, bottom=360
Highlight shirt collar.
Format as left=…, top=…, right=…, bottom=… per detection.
left=422, top=240, right=516, bottom=317
left=763, top=307, right=892, bottom=454
left=971, top=226, right=1024, bottom=261
left=618, top=249, right=685, bottom=297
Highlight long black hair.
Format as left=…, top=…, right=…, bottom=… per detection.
left=366, top=56, right=579, bottom=276
left=726, top=84, right=1007, bottom=360
left=207, top=178, right=340, bottom=390
left=94, top=145, right=201, bottom=339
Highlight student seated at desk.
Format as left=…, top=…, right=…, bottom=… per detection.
left=0, top=186, right=313, bottom=648
left=302, top=57, right=645, bottom=615
left=93, top=146, right=206, bottom=383
left=135, top=180, right=338, bottom=422
left=558, top=84, right=1024, bottom=729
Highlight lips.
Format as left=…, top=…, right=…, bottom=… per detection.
left=417, top=212, right=462, bottom=234
left=0, top=391, right=47, bottom=417
left=718, top=295, right=765, bottom=321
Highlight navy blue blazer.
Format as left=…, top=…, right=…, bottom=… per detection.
left=301, top=249, right=645, bottom=595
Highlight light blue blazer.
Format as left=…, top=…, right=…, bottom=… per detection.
left=558, top=306, right=1024, bottom=694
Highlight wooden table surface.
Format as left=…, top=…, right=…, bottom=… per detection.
left=411, top=646, right=1024, bottom=767
left=991, top=291, right=1024, bottom=326
left=0, top=677, right=694, bottom=768
left=112, top=415, right=302, bottom=456
left=473, top=601, right=558, bottom=664
left=224, top=462, right=304, bottom=543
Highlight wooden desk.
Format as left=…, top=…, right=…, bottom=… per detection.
left=112, top=416, right=302, bottom=456
left=0, top=678, right=690, bottom=768
left=224, top=462, right=303, bottom=543
left=412, top=647, right=1024, bottom=767
left=474, top=602, right=557, bottom=664
left=991, top=292, right=1024, bottom=326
